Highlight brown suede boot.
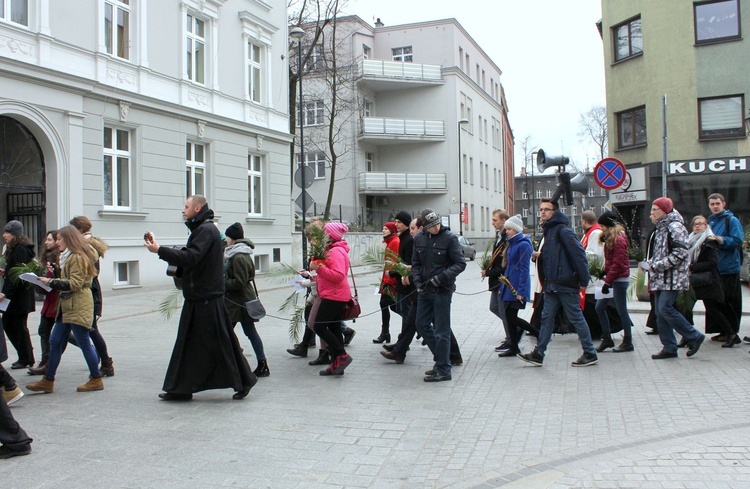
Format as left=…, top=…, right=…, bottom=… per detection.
left=77, top=376, right=104, bottom=392
left=100, top=357, right=115, bottom=377
left=26, top=377, right=54, bottom=393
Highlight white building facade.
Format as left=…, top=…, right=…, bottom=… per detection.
left=0, top=0, right=292, bottom=289
left=294, top=16, right=513, bottom=238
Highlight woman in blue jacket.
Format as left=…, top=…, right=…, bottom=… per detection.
left=497, top=215, right=533, bottom=357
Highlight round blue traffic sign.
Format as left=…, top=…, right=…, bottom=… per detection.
left=594, top=158, right=626, bottom=190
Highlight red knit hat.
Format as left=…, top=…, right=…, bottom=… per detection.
left=384, top=222, right=397, bottom=234
left=653, top=197, right=673, bottom=214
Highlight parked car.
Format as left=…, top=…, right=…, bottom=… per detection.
left=458, top=236, right=476, bottom=261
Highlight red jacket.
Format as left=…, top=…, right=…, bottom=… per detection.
left=602, top=233, right=631, bottom=285
left=381, top=233, right=400, bottom=290
left=315, top=240, right=352, bottom=302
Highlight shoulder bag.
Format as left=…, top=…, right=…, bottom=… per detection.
left=244, top=279, right=266, bottom=320
left=341, top=267, right=361, bottom=321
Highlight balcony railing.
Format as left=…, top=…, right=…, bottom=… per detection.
left=359, top=172, right=447, bottom=192
left=357, top=59, right=442, bottom=81
left=361, top=117, right=445, bottom=138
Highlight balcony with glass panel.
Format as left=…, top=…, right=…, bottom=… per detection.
left=358, top=172, right=447, bottom=194
left=356, top=59, right=444, bottom=91
left=359, top=117, right=445, bottom=144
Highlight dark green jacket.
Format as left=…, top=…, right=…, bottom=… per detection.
left=224, top=239, right=256, bottom=324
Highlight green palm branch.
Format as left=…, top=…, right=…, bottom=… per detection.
left=478, top=240, right=495, bottom=271
left=7, top=261, right=47, bottom=285
left=159, top=288, right=184, bottom=320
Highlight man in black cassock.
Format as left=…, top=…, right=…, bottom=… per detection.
left=145, top=195, right=257, bottom=401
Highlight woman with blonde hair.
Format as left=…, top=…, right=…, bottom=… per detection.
left=595, top=211, right=634, bottom=353
left=26, top=226, right=104, bottom=393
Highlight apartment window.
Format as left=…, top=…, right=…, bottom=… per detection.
left=478, top=116, right=483, bottom=141
left=462, top=154, right=468, bottom=183
left=298, top=100, right=324, bottom=126
left=466, top=97, right=473, bottom=133
left=470, top=204, right=475, bottom=231
left=481, top=69, right=486, bottom=90
left=485, top=164, right=489, bottom=190
left=458, top=47, right=464, bottom=71
left=475, top=64, right=480, bottom=82
left=306, top=44, right=324, bottom=71
left=523, top=208, right=529, bottom=218
left=613, top=16, right=642, bottom=62
left=362, top=44, right=371, bottom=59
left=469, top=157, right=474, bottom=185
left=113, top=261, right=139, bottom=286
left=484, top=119, right=488, bottom=143
left=186, top=13, right=206, bottom=84
left=522, top=190, right=528, bottom=199
left=480, top=206, right=485, bottom=232
left=694, top=0, right=740, bottom=44
left=248, top=154, right=263, bottom=215
left=588, top=187, right=595, bottom=197
left=571, top=206, right=577, bottom=216
left=546, top=189, right=552, bottom=198
left=601, top=204, right=608, bottom=213
left=247, top=41, right=263, bottom=103
left=617, top=106, right=647, bottom=148
left=535, top=190, right=542, bottom=199
left=460, top=92, right=467, bottom=120
left=601, top=188, right=607, bottom=197
left=465, top=53, right=470, bottom=73
left=392, top=46, right=412, bottom=62
left=479, top=160, right=484, bottom=188
left=186, top=142, right=205, bottom=197
left=103, top=126, right=131, bottom=208
left=363, top=99, right=373, bottom=117
left=0, top=0, right=27, bottom=26
left=698, top=95, right=745, bottom=139
left=299, top=151, right=326, bottom=179
left=365, top=152, right=373, bottom=172
left=490, top=77, right=494, bottom=98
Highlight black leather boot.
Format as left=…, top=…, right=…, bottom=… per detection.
left=254, top=359, right=270, bottom=377
left=373, top=326, right=391, bottom=344
left=286, top=344, right=308, bottom=357
left=612, top=336, right=634, bottom=352
left=308, top=349, right=331, bottom=366
left=596, top=337, right=615, bottom=352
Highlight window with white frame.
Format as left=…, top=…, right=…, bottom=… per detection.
left=365, top=152, right=373, bottom=172
left=113, top=261, right=138, bottom=286
left=536, top=189, right=542, bottom=199
left=470, top=204, right=475, bottom=231
left=600, top=188, right=606, bottom=196
left=523, top=208, right=529, bottom=218
left=480, top=206, right=485, bottom=232
left=479, top=160, right=484, bottom=188
left=0, top=0, right=28, bottom=26
left=466, top=97, right=473, bottom=133
left=306, top=44, right=325, bottom=71
left=601, top=205, right=608, bottom=214
left=546, top=189, right=552, bottom=198
left=588, top=187, right=595, bottom=197
left=460, top=92, right=467, bottom=120
left=363, top=99, right=373, bottom=117
left=392, top=46, right=412, bottom=62
left=103, top=126, right=132, bottom=208
left=362, top=44, right=371, bottom=59
left=186, top=13, right=206, bottom=84
left=248, top=154, right=263, bottom=215
left=298, top=100, right=324, bottom=126
left=458, top=47, right=464, bottom=71
left=299, top=151, right=326, bottom=179
left=698, top=94, right=745, bottom=139
left=484, top=119, right=488, bottom=143
left=469, top=157, right=474, bottom=185
left=104, top=0, right=130, bottom=59
left=478, top=116, right=483, bottom=141
left=247, top=41, right=263, bottom=103
left=186, top=142, right=205, bottom=197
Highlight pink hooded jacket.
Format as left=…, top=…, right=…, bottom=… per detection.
left=316, top=240, right=352, bottom=302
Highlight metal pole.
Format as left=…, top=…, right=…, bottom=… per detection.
left=531, top=151, right=537, bottom=235
left=298, top=39, right=307, bottom=264
left=662, top=94, right=668, bottom=197
left=458, top=122, right=463, bottom=236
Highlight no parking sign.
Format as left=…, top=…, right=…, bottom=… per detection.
left=594, top=158, right=627, bottom=190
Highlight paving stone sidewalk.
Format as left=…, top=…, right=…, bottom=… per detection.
left=2, top=261, right=750, bottom=488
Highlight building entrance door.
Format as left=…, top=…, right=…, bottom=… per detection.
left=0, top=116, right=46, bottom=250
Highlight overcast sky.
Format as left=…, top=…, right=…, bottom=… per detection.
left=346, top=0, right=606, bottom=174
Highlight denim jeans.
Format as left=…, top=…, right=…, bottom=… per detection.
left=47, top=321, right=101, bottom=380
left=655, top=290, right=703, bottom=353
left=595, top=281, right=632, bottom=338
left=489, top=288, right=510, bottom=341
left=415, top=292, right=453, bottom=376
left=238, top=317, right=266, bottom=361
left=536, top=291, right=595, bottom=356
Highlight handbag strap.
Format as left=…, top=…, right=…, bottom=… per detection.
left=348, top=266, right=358, bottom=297
left=250, top=279, right=260, bottom=298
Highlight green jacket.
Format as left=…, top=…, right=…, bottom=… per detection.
left=224, top=239, right=256, bottom=324
left=49, top=252, right=95, bottom=329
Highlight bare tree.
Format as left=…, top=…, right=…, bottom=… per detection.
left=578, top=105, right=608, bottom=160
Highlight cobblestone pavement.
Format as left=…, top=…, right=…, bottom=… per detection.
left=3, top=261, right=750, bottom=489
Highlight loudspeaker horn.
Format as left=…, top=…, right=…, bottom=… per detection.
left=570, top=172, right=589, bottom=194
left=536, top=148, right=570, bottom=173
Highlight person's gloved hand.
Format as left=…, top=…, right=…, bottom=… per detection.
left=428, top=275, right=441, bottom=287
left=601, top=283, right=610, bottom=295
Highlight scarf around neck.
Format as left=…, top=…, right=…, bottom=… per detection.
left=687, top=227, right=713, bottom=264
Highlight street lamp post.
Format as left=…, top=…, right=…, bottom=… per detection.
left=290, top=26, right=306, bottom=265
left=531, top=150, right=538, bottom=237
left=457, top=118, right=469, bottom=236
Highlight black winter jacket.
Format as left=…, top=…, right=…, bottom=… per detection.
left=412, top=225, right=466, bottom=295
left=158, top=206, right=225, bottom=302
left=2, top=242, right=36, bottom=315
